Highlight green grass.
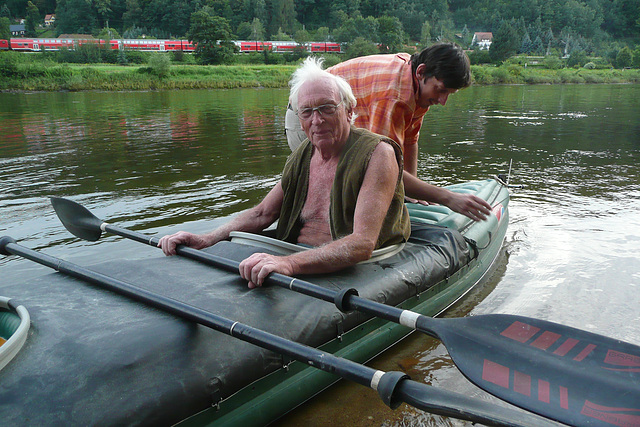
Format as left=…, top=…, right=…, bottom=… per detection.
left=471, top=64, right=640, bottom=85
left=1, top=50, right=639, bottom=92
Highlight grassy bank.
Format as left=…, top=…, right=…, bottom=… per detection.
left=1, top=52, right=640, bottom=91
left=0, top=60, right=298, bottom=91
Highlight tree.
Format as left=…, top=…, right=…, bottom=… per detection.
left=272, top=27, right=292, bottom=40
left=123, top=0, right=143, bottom=30
left=567, top=50, right=587, bottom=67
left=250, top=18, right=265, bottom=41
left=294, top=28, right=310, bottom=47
left=0, top=4, right=11, bottom=20
left=187, top=9, right=237, bottom=65
left=55, top=0, right=98, bottom=35
left=96, top=27, right=121, bottom=40
left=0, top=17, right=11, bottom=40
left=345, top=36, right=379, bottom=58
left=267, top=0, right=297, bottom=37
left=377, top=15, right=405, bottom=53
left=615, top=46, right=633, bottom=68
left=93, top=0, right=112, bottom=28
left=520, top=32, right=533, bottom=54
left=489, top=20, right=520, bottom=63
left=531, top=35, right=544, bottom=55
left=25, top=1, right=40, bottom=37
left=419, top=21, right=432, bottom=47
left=314, top=26, right=329, bottom=41
left=334, top=15, right=378, bottom=44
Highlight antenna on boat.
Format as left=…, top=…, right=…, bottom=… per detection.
left=497, top=159, right=522, bottom=188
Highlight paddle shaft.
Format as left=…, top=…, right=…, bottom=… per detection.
left=102, top=222, right=440, bottom=337
left=0, top=236, right=545, bottom=427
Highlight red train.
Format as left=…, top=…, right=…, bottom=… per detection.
left=0, top=38, right=342, bottom=53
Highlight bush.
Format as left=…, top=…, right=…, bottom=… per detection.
left=583, top=62, right=596, bottom=69
left=282, top=46, right=309, bottom=63
left=469, top=50, right=491, bottom=65
left=543, top=56, right=564, bottom=70
left=581, top=71, right=605, bottom=83
left=491, top=66, right=512, bottom=83
left=117, top=49, right=128, bottom=65
left=123, top=50, right=150, bottom=64
left=148, top=54, right=171, bottom=77
left=506, top=64, right=524, bottom=78
left=567, top=51, right=587, bottom=68
left=470, top=65, right=494, bottom=84
left=172, top=49, right=184, bottom=63
left=0, top=52, right=18, bottom=77
left=558, top=69, right=585, bottom=83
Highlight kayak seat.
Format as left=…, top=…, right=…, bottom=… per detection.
left=229, top=231, right=404, bottom=263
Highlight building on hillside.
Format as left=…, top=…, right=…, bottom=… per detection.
left=10, top=24, right=25, bottom=36
left=44, top=14, right=56, bottom=27
left=472, top=32, right=493, bottom=50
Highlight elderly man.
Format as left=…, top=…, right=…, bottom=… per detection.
left=285, top=43, right=492, bottom=222
left=159, top=57, right=410, bottom=288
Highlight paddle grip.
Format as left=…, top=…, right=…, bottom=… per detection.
left=377, top=371, right=410, bottom=409
left=334, top=288, right=359, bottom=313
left=0, top=236, right=17, bottom=256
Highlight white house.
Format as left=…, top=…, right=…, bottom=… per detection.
left=44, top=14, right=56, bottom=27
left=472, top=32, right=493, bottom=50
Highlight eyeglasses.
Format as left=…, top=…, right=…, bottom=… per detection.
left=296, top=102, right=342, bottom=120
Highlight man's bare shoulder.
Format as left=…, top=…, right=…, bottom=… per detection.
left=366, top=140, right=400, bottom=177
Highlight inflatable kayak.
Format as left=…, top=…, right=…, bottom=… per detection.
left=0, top=177, right=509, bottom=426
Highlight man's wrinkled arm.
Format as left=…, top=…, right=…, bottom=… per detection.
left=159, top=183, right=284, bottom=255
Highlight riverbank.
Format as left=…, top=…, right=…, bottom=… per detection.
left=1, top=55, right=640, bottom=91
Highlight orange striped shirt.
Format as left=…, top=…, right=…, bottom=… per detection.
left=328, top=53, right=429, bottom=151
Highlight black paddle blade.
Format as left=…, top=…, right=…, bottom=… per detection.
left=50, top=197, right=104, bottom=242
left=396, top=378, right=556, bottom=427
left=418, top=314, right=640, bottom=426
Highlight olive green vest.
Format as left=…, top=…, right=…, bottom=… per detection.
left=276, top=127, right=411, bottom=249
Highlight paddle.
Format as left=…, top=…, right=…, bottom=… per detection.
left=0, top=236, right=553, bottom=427
left=50, top=197, right=640, bottom=427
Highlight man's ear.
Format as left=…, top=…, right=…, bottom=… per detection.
left=346, top=106, right=354, bottom=122
left=415, top=63, right=427, bottom=80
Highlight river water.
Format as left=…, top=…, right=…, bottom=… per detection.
left=1, top=84, right=639, bottom=426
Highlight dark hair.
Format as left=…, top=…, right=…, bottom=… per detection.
left=411, top=42, right=471, bottom=89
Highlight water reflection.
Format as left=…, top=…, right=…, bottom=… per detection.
left=1, top=84, right=639, bottom=426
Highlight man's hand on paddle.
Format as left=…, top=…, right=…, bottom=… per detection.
left=158, top=231, right=212, bottom=256
left=239, top=252, right=294, bottom=289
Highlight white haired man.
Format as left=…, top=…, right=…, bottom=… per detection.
left=159, top=57, right=410, bottom=288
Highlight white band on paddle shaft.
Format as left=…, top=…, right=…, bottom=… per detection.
left=399, top=310, right=420, bottom=329
left=100, top=222, right=109, bottom=232
left=370, top=370, right=385, bottom=391
left=229, top=321, right=238, bottom=335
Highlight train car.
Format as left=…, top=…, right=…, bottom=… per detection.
left=270, top=40, right=301, bottom=53
left=310, top=42, right=341, bottom=53
left=118, top=39, right=166, bottom=51
left=0, top=39, right=9, bottom=50
left=164, top=40, right=196, bottom=52
left=236, top=40, right=273, bottom=53
left=9, top=38, right=106, bottom=51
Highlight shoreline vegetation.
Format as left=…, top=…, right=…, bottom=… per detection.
left=2, top=52, right=640, bottom=92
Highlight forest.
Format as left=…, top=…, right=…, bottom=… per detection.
left=1, top=0, right=639, bottom=65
